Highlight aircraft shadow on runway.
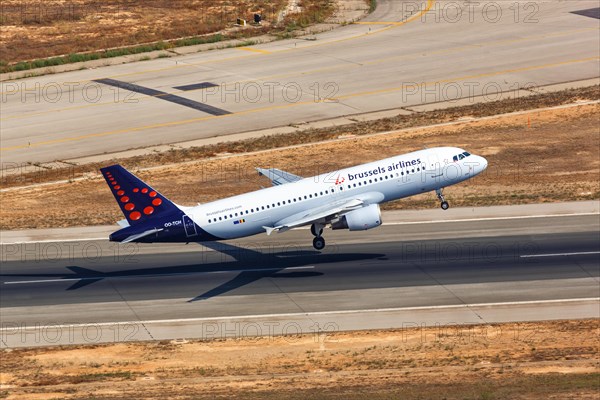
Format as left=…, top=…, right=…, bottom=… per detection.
left=1, top=242, right=385, bottom=302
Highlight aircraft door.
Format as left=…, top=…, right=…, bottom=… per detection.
left=182, top=214, right=198, bottom=237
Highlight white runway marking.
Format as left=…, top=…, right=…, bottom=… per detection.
left=520, top=251, right=600, bottom=258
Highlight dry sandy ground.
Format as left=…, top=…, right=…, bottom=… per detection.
left=1, top=102, right=598, bottom=230
left=0, top=0, right=288, bottom=63
left=1, top=319, right=598, bottom=399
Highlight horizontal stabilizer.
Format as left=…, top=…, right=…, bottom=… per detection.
left=121, top=228, right=163, bottom=243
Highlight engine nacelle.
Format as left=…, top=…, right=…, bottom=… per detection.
left=331, top=204, right=382, bottom=231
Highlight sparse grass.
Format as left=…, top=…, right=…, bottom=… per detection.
left=369, top=0, right=377, bottom=13
left=1, top=320, right=598, bottom=399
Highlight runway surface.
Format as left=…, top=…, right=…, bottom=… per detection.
left=1, top=209, right=598, bottom=347
left=2, top=0, right=599, bottom=165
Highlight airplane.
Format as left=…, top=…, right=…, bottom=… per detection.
left=102, top=146, right=487, bottom=250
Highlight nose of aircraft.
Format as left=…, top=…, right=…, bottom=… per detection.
left=476, top=155, right=488, bottom=175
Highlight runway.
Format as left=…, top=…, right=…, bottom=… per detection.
left=1, top=206, right=598, bottom=348
left=1, top=0, right=599, bottom=165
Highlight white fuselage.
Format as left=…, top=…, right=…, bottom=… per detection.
left=185, top=147, right=487, bottom=239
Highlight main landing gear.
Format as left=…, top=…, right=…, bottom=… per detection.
left=436, top=188, right=450, bottom=210
left=311, top=223, right=325, bottom=250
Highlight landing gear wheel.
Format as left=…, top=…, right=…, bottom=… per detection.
left=436, top=188, right=449, bottom=210
left=310, top=223, right=323, bottom=237
left=313, top=237, right=326, bottom=250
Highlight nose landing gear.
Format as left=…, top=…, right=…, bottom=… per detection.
left=436, top=188, right=449, bottom=210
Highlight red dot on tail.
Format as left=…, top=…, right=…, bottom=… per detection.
left=124, top=203, right=135, bottom=211
left=129, top=211, right=141, bottom=221
left=143, top=206, right=154, bottom=215
left=120, top=196, right=129, bottom=203
left=114, top=185, right=121, bottom=190
left=141, top=188, right=148, bottom=194
left=149, top=191, right=157, bottom=197
left=117, top=190, right=125, bottom=196
left=152, top=198, right=162, bottom=206
left=133, top=188, right=139, bottom=193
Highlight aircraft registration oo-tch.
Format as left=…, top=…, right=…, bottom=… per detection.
left=102, top=147, right=487, bottom=250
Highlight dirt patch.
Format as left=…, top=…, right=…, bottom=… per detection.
left=0, top=0, right=337, bottom=67
left=1, top=99, right=598, bottom=230
left=1, top=319, right=598, bottom=399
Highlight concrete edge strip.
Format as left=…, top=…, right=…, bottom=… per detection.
left=2, top=297, right=598, bottom=332
left=1, top=212, right=598, bottom=244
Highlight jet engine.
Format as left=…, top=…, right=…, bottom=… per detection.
left=331, top=204, right=382, bottom=231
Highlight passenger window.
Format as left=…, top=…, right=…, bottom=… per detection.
left=219, top=217, right=222, bottom=221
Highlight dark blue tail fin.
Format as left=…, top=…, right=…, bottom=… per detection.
left=100, top=165, right=181, bottom=225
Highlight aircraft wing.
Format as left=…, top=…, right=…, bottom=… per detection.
left=263, top=198, right=364, bottom=235
left=256, top=167, right=303, bottom=186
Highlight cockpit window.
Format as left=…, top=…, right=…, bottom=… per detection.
left=454, top=152, right=471, bottom=161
